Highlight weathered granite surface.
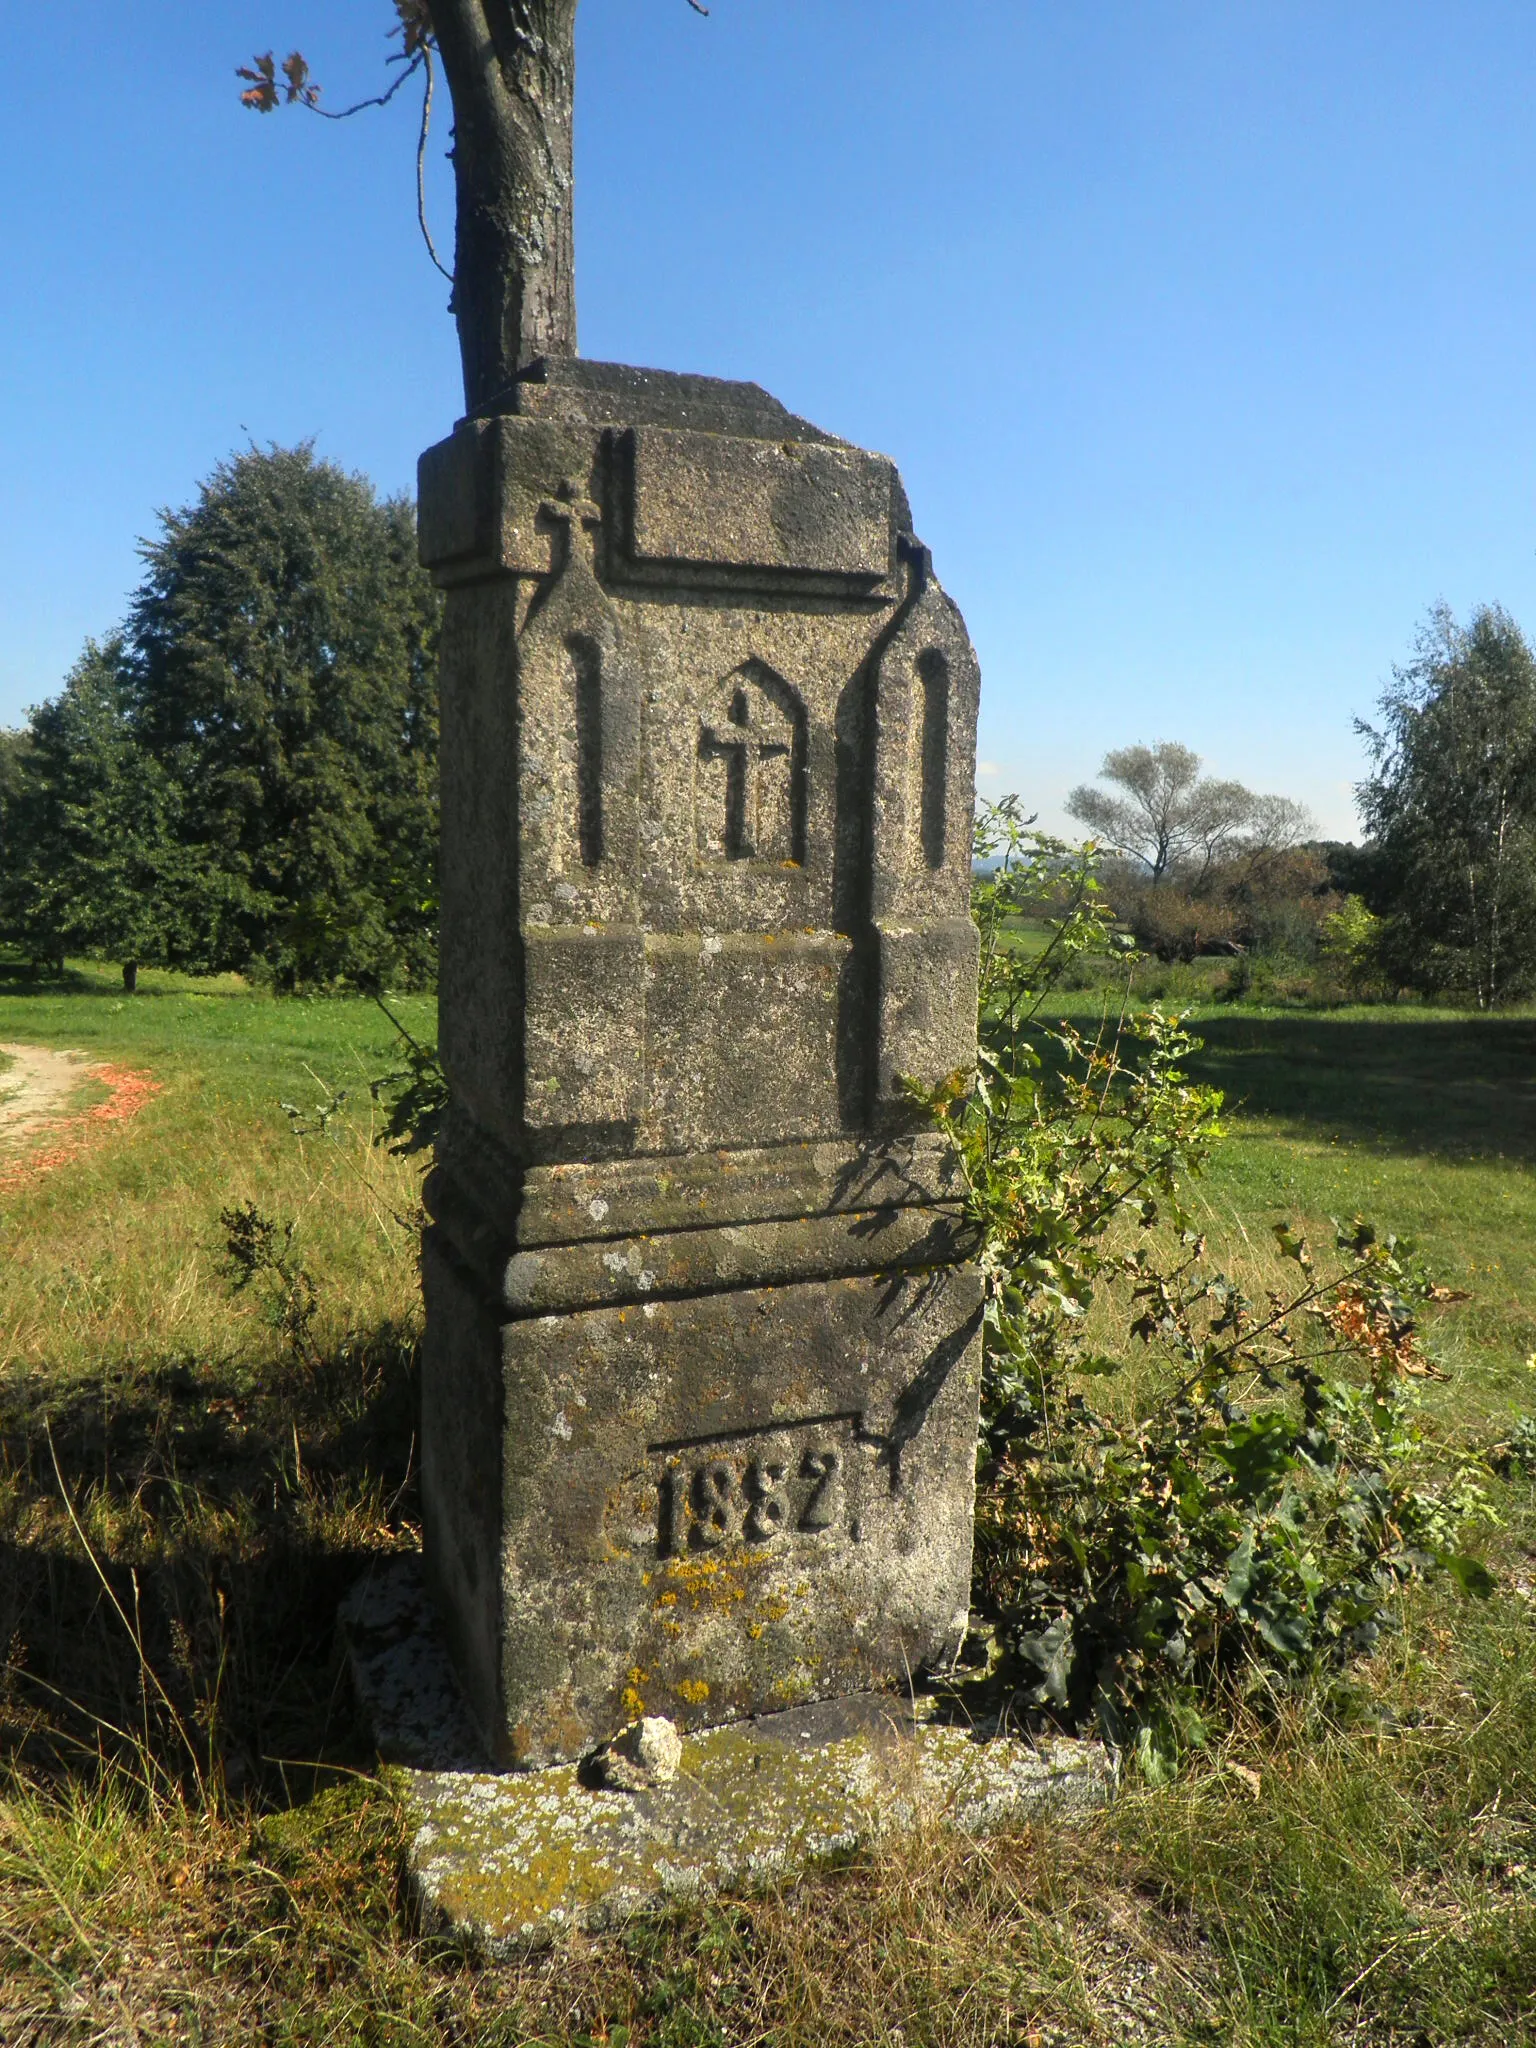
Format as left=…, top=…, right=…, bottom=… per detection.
left=342, top=1558, right=1113, bottom=1955
left=419, top=357, right=984, bottom=1767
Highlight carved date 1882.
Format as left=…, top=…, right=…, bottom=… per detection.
left=657, top=1446, right=844, bottom=1555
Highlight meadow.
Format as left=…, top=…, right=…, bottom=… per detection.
left=0, top=960, right=1533, bottom=2045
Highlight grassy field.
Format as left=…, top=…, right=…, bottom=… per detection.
left=1, top=965, right=1534, bottom=2044
left=1187, top=1004, right=1536, bottom=1435
left=1046, top=990, right=1536, bottom=1448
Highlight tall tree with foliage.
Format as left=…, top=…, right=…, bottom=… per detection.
left=0, top=727, right=31, bottom=878
left=0, top=642, right=198, bottom=978
left=126, top=446, right=441, bottom=989
left=1358, top=603, right=1536, bottom=1006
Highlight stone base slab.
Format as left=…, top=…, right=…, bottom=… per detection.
left=342, top=1558, right=1114, bottom=1954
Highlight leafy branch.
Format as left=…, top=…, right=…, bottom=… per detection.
left=919, top=803, right=1494, bottom=1771
left=239, top=6, right=451, bottom=281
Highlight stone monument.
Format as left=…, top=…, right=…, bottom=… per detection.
left=417, top=355, right=983, bottom=1769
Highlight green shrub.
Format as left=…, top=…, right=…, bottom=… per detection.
left=923, top=802, right=1495, bottom=1768
left=1119, top=880, right=1242, bottom=962
left=1217, top=948, right=1323, bottom=1005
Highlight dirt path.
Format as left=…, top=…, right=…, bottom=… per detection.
left=0, top=1044, right=160, bottom=1190
left=0, top=1042, right=96, bottom=1152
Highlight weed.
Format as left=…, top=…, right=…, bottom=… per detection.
left=219, top=1199, right=322, bottom=1372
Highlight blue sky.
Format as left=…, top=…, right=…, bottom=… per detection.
left=7, top=2, right=1536, bottom=841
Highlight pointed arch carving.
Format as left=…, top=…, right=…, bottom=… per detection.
left=568, top=632, right=604, bottom=867
left=695, top=659, right=808, bottom=866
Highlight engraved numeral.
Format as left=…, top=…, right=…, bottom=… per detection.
left=798, top=1449, right=841, bottom=1531
left=743, top=1458, right=787, bottom=1542
left=690, top=1461, right=738, bottom=1548
left=657, top=1465, right=685, bottom=1558
left=654, top=1443, right=847, bottom=1553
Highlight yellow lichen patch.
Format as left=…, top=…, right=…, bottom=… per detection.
left=676, top=1678, right=711, bottom=1704
left=771, top=1670, right=817, bottom=1704
left=621, top=1664, right=652, bottom=1717
left=653, top=1547, right=775, bottom=1615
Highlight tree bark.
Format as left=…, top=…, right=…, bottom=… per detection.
left=430, top=0, right=578, bottom=413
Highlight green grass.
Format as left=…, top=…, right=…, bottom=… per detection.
left=0, top=958, right=434, bottom=1379
left=1178, top=1001, right=1536, bottom=1444
left=0, top=953, right=435, bottom=1112
left=0, top=969, right=1534, bottom=2042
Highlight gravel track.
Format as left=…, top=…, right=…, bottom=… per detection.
left=0, top=1042, right=96, bottom=1152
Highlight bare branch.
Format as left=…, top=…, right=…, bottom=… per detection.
left=310, top=51, right=425, bottom=120
left=239, top=0, right=714, bottom=404
left=417, top=49, right=454, bottom=281
left=428, top=0, right=512, bottom=132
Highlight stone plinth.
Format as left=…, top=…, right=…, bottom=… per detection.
left=419, top=358, right=983, bottom=1769
left=342, top=1559, right=1113, bottom=1954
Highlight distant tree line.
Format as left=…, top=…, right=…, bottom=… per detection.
left=1066, top=602, right=1536, bottom=1007
left=10, top=455, right=1532, bottom=1015
left=1066, top=741, right=1334, bottom=968
left=0, top=446, right=441, bottom=990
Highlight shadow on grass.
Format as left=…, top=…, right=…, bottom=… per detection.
left=1179, top=1012, right=1536, bottom=1163
left=0, top=1325, right=419, bottom=1809
left=0, top=963, right=259, bottom=1000
left=0, top=961, right=103, bottom=996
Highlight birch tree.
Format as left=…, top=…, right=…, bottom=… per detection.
left=1358, top=603, right=1536, bottom=1005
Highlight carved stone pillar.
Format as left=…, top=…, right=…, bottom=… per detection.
left=418, top=358, right=983, bottom=1767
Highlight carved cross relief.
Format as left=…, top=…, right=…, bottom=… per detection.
left=539, top=478, right=603, bottom=575
left=697, top=665, right=806, bottom=865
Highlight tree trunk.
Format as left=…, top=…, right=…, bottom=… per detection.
left=430, top=0, right=578, bottom=413
left=123, top=960, right=139, bottom=994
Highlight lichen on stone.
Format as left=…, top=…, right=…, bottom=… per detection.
left=395, top=1700, right=1113, bottom=1956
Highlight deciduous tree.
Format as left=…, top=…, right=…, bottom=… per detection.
left=1068, top=742, right=1275, bottom=886
left=0, top=641, right=197, bottom=978
left=0, top=728, right=31, bottom=880
left=2, top=452, right=444, bottom=989
left=1358, top=602, right=1536, bottom=1006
